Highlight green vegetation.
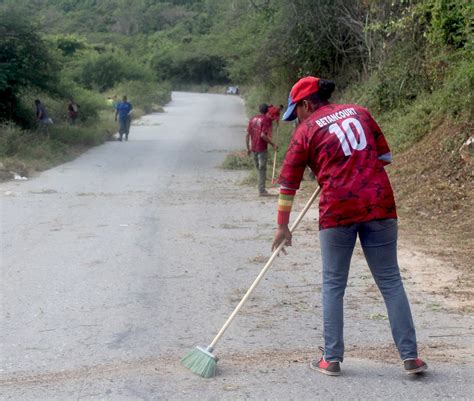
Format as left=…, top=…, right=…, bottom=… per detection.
left=222, top=151, right=254, bottom=170
left=1, top=0, right=472, bottom=179
left=236, top=0, right=472, bottom=159
left=0, top=2, right=173, bottom=176
left=0, top=0, right=471, bottom=270
left=0, top=115, right=116, bottom=178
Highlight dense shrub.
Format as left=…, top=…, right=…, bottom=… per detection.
left=0, top=7, right=59, bottom=126
left=424, top=0, right=470, bottom=48
left=72, top=49, right=154, bottom=92
left=112, top=80, right=172, bottom=113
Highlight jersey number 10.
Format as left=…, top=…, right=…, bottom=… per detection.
left=329, top=118, right=367, bottom=156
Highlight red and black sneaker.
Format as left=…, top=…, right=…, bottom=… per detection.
left=309, top=357, right=341, bottom=376
left=404, top=358, right=427, bottom=374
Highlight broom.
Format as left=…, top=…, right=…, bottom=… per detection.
left=181, top=185, right=321, bottom=378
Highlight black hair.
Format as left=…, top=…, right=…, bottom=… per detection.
left=259, top=103, right=269, bottom=114
left=34, top=99, right=40, bottom=104
left=303, top=79, right=336, bottom=104
left=318, top=79, right=336, bottom=100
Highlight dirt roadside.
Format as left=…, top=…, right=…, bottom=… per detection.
left=390, top=121, right=473, bottom=314
left=291, top=175, right=473, bottom=318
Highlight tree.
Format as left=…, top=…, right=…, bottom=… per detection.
left=0, top=7, right=58, bottom=125
left=72, top=49, right=154, bottom=91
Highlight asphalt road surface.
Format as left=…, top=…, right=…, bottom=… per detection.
left=1, top=92, right=472, bottom=400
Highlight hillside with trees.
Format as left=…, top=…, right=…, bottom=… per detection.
left=1, top=1, right=472, bottom=270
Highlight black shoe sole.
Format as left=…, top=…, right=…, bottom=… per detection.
left=405, top=365, right=427, bottom=375
left=309, top=360, right=340, bottom=376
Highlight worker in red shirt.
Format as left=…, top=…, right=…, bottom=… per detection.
left=272, top=76, right=427, bottom=376
left=246, top=104, right=277, bottom=196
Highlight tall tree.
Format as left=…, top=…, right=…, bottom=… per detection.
left=0, top=7, right=58, bottom=125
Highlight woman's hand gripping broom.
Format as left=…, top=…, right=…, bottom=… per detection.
left=181, top=186, right=321, bottom=378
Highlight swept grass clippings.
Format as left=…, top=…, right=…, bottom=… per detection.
left=221, top=150, right=254, bottom=170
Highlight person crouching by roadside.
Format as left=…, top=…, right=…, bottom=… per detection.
left=115, top=96, right=133, bottom=141
left=67, top=99, right=80, bottom=125
left=272, top=76, right=427, bottom=377
left=246, top=103, right=277, bottom=196
left=34, top=99, right=51, bottom=137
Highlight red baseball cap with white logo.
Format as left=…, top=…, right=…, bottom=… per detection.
left=282, top=76, right=320, bottom=121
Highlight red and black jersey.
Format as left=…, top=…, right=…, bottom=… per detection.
left=278, top=103, right=396, bottom=229
left=247, top=114, right=272, bottom=152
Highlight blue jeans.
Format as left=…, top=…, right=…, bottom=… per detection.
left=319, top=219, right=418, bottom=362
left=119, top=116, right=131, bottom=137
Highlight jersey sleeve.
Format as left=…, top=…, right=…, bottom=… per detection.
left=366, top=112, right=392, bottom=165
left=275, top=126, right=310, bottom=225
left=277, top=126, right=309, bottom=190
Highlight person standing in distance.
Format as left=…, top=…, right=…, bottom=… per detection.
left=272, top=76, right=427, bottom=376
left=115, top=96, right=133, bottom=141
left=34, top=99, right=51, bottom=137
left=246, top=103, right=277, bottom=196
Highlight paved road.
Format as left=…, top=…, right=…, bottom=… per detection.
left=1, top=92, right=472, bottom=400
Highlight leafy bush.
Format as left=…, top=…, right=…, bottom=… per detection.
left=112, top=80, right=172, bottom=114
left=19, top=82, right=108, bottom=126
left=341, top=53, right=473, bottom=152
left=0, top=7, right=59, bottom=126
left=424, top=0, right=470, bottom=48
left=438, top=55, right=473, bottom=118
left=0, top=122, right=31, bottom=157
left=151, top=42, right=229, bottom=85
left=72, top=49, right=154, bottom=92
left=56, top=79, right=109, bottom=122
left=51, top=34, right=87, bottom=56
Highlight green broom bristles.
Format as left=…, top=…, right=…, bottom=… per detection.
left=181, top=346, right=217, bottom=378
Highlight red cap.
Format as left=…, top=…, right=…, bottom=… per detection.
left=290, top=76, right=320, bottom=102
left=283, top=76, right=320, bottom=121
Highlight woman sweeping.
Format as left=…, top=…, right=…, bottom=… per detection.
left=272, top=76, right=427, bottom=376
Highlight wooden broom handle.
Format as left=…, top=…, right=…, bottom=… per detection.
left=271, top=151, right=278, bottom=184
left=271, top=125, right=280, bottom=184
left=209, top=186, right=321, bottom=349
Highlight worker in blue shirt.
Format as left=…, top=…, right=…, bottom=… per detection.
left=115, top=96, right=133, bottom=141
